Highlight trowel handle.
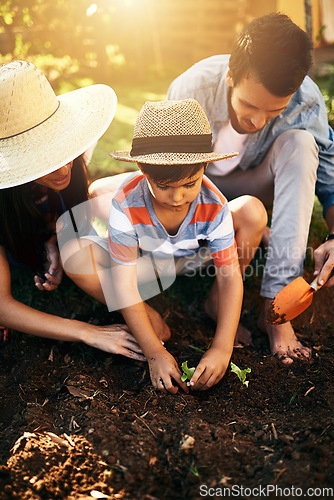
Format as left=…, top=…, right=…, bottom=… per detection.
left=310, top=276, right=322, bottom=292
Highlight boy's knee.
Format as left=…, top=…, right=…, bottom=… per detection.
left=230, top=195, right=268, bottom=233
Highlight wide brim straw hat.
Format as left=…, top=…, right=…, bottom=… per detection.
left=0, top=60, right=117, bottom=189
left=109, top=98, right=237, bottom=165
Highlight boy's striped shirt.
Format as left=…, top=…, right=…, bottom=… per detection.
left=108, top=172, right=237, bottom=267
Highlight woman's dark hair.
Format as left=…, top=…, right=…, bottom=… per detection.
left=0, top=154, right=89, bottom=269
left=229, top=13, right=313, bottom=96
left=138, top=162, right=206, bottom=185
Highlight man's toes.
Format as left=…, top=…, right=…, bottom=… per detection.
left=274, top=344, right=311, bottom=364
left=294, top=345, right=311, bottom=359
left=273, top=350, right=294, bottom=365
left=280, top=355, right=294, bottom=365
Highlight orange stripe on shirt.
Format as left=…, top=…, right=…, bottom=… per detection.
left=211, top=240, right=238, bottom=267
left=189, top=203, right=222, bottom=224
left=123, top=206, right=153, bottom=226
left=202, top=177, right=226, bottom=205
left=108, top=236, right=137, bottom=264
left=114, top=174, right=145, bottom=204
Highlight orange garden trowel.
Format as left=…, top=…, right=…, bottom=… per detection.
left=266, top=276, right=322, bottom=324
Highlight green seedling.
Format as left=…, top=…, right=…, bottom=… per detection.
left=189, top=464, right=200, bottom=477
left=230, top=362, right=251, bottom=387
left=189, top=345, right=205, bottom=354
left=181, top=361, right=196, bottom=386
left=288, top=386, right=302, bottom=406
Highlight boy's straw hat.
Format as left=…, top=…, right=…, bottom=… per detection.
left=109, top=99, right=237, bottom=165
left=0, top=60, right=117, bottom=189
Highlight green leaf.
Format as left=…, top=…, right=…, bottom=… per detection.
left=181, top=361, right=196, bottom=386
left=230, top=362, right=251, bottom=386
left=189, top=345, right=206, bottom=354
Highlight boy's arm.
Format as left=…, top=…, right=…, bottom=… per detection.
left=111, top=263, right=188, bottom=394
left=190, top=260, right=243, bottom=390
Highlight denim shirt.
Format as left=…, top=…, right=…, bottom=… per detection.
left=167, top=54, right=334, bottom=216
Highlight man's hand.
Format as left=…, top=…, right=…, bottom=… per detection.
left=148, top=349, right=189, bottom=394
left=313, top=238, right=334, bottom=287
left=189, top=346, right=231, bottom=391
left=34, top=237, right=63, bottom=291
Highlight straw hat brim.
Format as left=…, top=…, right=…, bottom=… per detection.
left=0, top=84, right=117, bottom=189
left=109, top=151, right=238, bottom=165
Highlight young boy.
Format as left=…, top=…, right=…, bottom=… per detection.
left=108, top=98, right=264, bottom=394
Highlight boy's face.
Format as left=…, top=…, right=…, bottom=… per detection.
left=226, top=69, right=293, bottom=134
left=145, top=166, right=205, bottom=213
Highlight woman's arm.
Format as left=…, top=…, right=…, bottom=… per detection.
left=0, top=246, right=145, bottom=360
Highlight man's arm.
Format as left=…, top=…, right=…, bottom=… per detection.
left=190, top=260, right=243, bottom=390
left=314, top=204, right=334, bottom=287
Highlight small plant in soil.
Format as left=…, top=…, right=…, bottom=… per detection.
left=181, top=361, right=196, bottom=386
left=230, top=362, right=251, bottom=387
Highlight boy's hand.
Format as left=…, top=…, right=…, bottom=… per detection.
left=148, top=349, right=189, bottom=394
left=189, top=346, right=231, bottom=391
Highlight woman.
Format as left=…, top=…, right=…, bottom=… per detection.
left=0, top=60, right=145, bottom=360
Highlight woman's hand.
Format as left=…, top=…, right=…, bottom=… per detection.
left=34, top=236, right=63, bottom=291
left=83, top=323, right=146, bottom=361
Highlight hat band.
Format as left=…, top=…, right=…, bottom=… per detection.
left=0, top=101, right=60, bottom=141
left=130, top=134, right=213, bottom=156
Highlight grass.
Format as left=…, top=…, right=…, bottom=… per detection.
left=88, top=74, right=176, bottom=179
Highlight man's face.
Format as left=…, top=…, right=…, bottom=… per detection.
left=226, top=69, right=293, bottom=134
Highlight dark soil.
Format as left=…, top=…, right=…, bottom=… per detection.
left=0, top=266, right=333, bottom=500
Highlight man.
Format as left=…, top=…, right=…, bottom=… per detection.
left=167, top=13, right=334, bottom=364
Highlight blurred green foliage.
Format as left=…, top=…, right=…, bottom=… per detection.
left=316, top=66, right=334, bottom=128
left=0, top=0, right=167, bottom=85
left=89, top=76, right=173, bottom=178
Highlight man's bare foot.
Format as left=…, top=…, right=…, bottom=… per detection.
left=144, top=303, right=171, bottom=342
left=204, top=296, right=252, bottom=348
left=258, top=299, right=311, bottom=364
